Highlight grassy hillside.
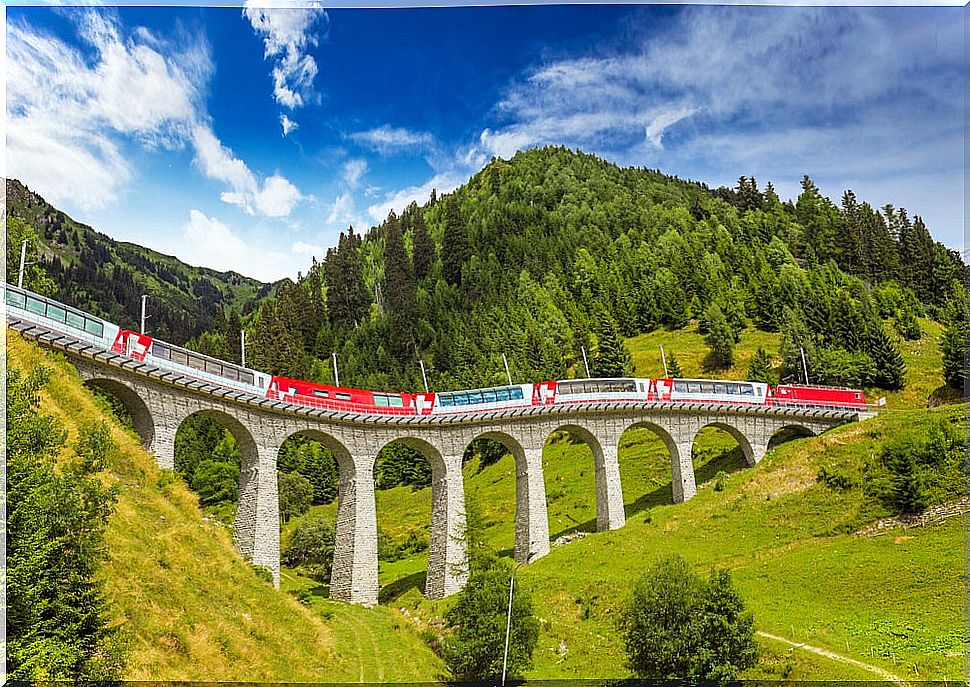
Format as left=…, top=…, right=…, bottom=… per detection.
left=287, top=323, right=963, bottom=681
left=7, top=331, right=444, bottom=682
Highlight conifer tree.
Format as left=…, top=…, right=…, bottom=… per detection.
left=703, top=304, right=734, bottom=371
left=592, top=310, right=632, bottom=377
left=324, top=227, right=369, bottom=328
left=411, top=208, right=435, bottom=281
left=383, top=212, right=418, bottom=358
left=746, top=347, right=775, bottom=384
left=442, top=197, right=469, bottom=286
left=667, top=352, right=683, bottom=378
left=866, top=324, right=906, bottom=390
left=941, top=287, right=969, bottom=393
left=779, top=307, right=816, bottom=384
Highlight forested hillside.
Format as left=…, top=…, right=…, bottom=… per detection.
left=241, top=147, right=965, bottom=395
left=6, top=179, right=278, bottom=343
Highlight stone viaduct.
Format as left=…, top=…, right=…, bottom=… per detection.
left=9, top=318, right=872, bottom=606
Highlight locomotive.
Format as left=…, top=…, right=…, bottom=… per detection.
left=6, top=283, right=871, bottom=416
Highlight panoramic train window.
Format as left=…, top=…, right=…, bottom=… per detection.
left=47, top=304, right=66, bottom=322
left=510, top=387, right=524, bottom=400
left=152, top=342, right=170, bottom=359
left=687, top=381, right=701, bottom=393
left=84, top=319, right=104, bottom=337
left=741, top=385, right=755, bottom=396
left=673, top=381, right=687, bottom=392
left=6, top=290, right=26, bottom=308
left=66, top=311, right=85, bottom=330
left=335, top=392, right=351, bottom=401
left=26, top=296, right=46, bottom=315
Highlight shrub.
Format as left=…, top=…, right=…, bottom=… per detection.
left=191, top=460, right=239, bottom=506
left=278, top=471, right=313, bottom=522
left=442, top=560, right=539, bottom=681
left=282, top=517, right=336, bottom=583
left=619, top=554, right=757, bottom=680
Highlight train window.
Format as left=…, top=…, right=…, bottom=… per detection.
left=312, top=390, right=329, bottom=398
left=85, top=319, right=104, bottom=337
left=6, top=290, right=26, bottom=308
left=482, top=390, right=497, bottom=403
left=440, top=395, right=454, bottom=407
left=714, top=383, right=728, bottom=395
left=700, top=383, right=715, bottom=394
left=187, top=354, right=207, bottom=372
left=206, top=360, right=223, bottom=375
left=741, top=385, right=754, bottom=396
left=253, top=374, right=262, bottom=387
left=46, top=304, right=66, bottom=322
left=171, top=349, right=188, bottom=365
left=510, top=387, right=524, bottom=400
left=468, top=392, right=484, bottom=405
left=336, top=392, right=351, bottom=401
left=374, top=394, right=389, bottom=406
left=26, top=296, right=46, bottom=315
left=66, top=311, right=85, bottom=330
left=686, top=381, right=700, bottom=393
left=389, top=395, right=404, bottom=407
left=152, top=342, right=170, bottom=359
left=674, top=381, right=687, bottom=393
left=496, top=388, right=511, bottom=401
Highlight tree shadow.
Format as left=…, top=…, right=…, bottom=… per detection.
left=378, top=569, right=426, bottom=604
left=694, top=445, right=746, bottom=486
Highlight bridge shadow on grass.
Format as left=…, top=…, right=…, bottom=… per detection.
left=378, top=569, right=426, bottom=604
left=694, top=446, right=746, bottom=486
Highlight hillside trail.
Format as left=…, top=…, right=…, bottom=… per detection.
left=757, top=630, right=909, bottom=685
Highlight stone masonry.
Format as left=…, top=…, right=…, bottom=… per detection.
left=13, top=320, right=870, bottom=606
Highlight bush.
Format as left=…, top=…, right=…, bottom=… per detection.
left=442, top=560, right=539, bottom=681
left=282, top=517, right=336, bottom=583
left=191, top=460, right=239, bottom=506
left=279, top=471, right=313, bottom=522
left=619, top=554, right=757, bottom=680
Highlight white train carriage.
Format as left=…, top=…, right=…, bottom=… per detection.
left=428, top=383, right=534, bottom=414
left=5, top=284, right=119, bottom=349
left=553, top=377, right=651, bottom=403
left=658, top=378, right=769, bottom=404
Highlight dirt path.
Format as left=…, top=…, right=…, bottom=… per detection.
left=758, top=631, right=909, bottom=684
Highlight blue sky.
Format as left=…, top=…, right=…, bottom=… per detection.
left=6, top=2, right=964, bottom=282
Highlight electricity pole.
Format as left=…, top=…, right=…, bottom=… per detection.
left=332, top=352, right=340, bottom=387
left=502, top=561, right=527, bottom=686
left=419, top=359, right=429, bottom=393
left=140, top=294, right=149, bottom=334
left=17, top=240, right=28, bottom=289
left=241, top=330, right=247, bottom=367
left=581, top=346, right=591, bottom=378
left=660, top=345, right=669, bottom=377
left=800, top=346, right=810, bottom=385
left=502, top=352, right=513, bottom=386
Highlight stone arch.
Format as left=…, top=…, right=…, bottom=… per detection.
left=767, top=423, right=818, bottom=451
left=695, top=421, right=757, bottom=468
left=278, top=429, right=371, bottom=604
left=176, top=409, right=261, bottom=558
left=465, top=429, right=549, bottom=564
left=618, top=419, right=696, bottom=506
left=543, top=422, right=625, bottom=534
left=373, top=435, right=466, bottom=600
left=83, top=377, right=155, bottom=449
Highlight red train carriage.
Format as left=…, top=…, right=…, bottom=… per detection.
left=771, top=385, right=868, bottom=410
left=270, top=376, right=416, bottom=415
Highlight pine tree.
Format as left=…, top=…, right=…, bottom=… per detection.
left=941, top=288, right=968, bottom=393
left=592, top=310, right=632, bottom=377
left=703, top=304, right=734, bottom=371
left=442, top=197, right=469, bottom=286
left=411, top=208, right=435, bottom=281
left=866, top=324, right=906, bottom=390
left=383, top=212, right=418, bottom=359
left=746, top=347, right=775, bottom=384
left=324, top=227, right=370, bottom=328
left=779, top=307, right=816, bottom=384
left=667, top=352, right=683, bottom=378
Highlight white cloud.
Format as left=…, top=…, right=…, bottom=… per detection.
left=6, top=11, right=207, bottom=210
left=280, top=113, right=299, bottom=136
left=646, top=107, right=700, bottom=148
left=292, top=240, right=325, bottom=256
left=180, top=210, right=293, bottom=281
left=253, top=174, right=304, bottom=217
left=243, top=0, right=327, bottom=109
left=366, top=172, right=461, bottom=223
left=349, top=125, right=434, bottom=154
left=342, top=158, right=368, bottom=188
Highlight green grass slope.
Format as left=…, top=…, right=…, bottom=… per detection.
left=291, top=323, right=962, bottom=681
left=8, top=331, right=444, bottom=682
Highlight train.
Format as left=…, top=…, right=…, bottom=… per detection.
left=5, top=283, right=871, bottom=416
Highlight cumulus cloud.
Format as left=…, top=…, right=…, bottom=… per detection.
left=349, top=125, right=434, bottom=154
left=180, top=210, right=295, bottom=281
left=292, top=240, right=325, bottom=256
left=366, top=172, right=462, bottom=223
left=243, top=0, right=327, bottom=109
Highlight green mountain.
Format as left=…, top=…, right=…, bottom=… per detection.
left=6, top=178, right=279, bottom=344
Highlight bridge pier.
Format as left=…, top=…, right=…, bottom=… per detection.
left=233, top=441, right=281, bottom=587
left=594, top=441, right=626, bottom=531
left=670, top=438, right=697, bottom=503
left=330, top=455, right=379, bottom=606
left=515, top=446, right=550, bottom=563
left=426, top=453, right=468, bottom=599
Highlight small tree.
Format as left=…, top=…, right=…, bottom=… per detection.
left=941, top=287, right=968, bottom=393
left=279, top=471, right=313, bottom=523
left=703, top=304, right=735, bottom=371
left=667, top=352, right=684, bottom=378
left=442, top=560, right=539, bottom=681
left=282, top=517, right=335, bottom=582
left=746, top=347, right=775, bottom=384
left=593, top=309, right=633, bottom=377
left=619, top=554, right=757, bottom=680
